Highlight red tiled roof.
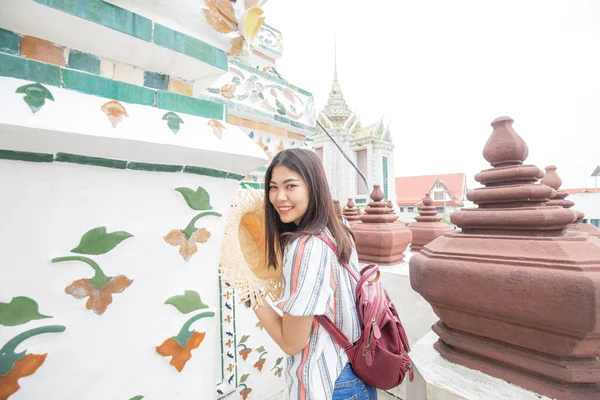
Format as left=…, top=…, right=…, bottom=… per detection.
left=395, top=173, right=466, bottom=203
left=397, top=200, right=463, bottom=207
left=563, top=188, right=599, bottom=194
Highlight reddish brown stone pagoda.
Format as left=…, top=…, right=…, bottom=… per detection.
left=353, top=185, right=412, bottom=265
left=343, top=198, right=362, bottom=225
left=408, top=193, right=454, bottom=251
left=541, top=165, right=576, bottom=209
left=542, top=166, right=600, bottom=239
left=410, top=116, right=600, bottom=400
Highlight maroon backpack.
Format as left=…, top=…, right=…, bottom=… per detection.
left=315, top=235, right=414, bottom=390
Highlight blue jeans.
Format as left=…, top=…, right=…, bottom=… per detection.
left=332, top=363, right=377, bottom=400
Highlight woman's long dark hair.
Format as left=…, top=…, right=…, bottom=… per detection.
left=264, top=148, right=355, bottom=269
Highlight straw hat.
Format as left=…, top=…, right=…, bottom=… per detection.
left=219, top=188, right=282, bottom=307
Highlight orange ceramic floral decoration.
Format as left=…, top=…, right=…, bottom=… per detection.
left=65, top=275, right=132, bottom=315
left=229, top=36, right=244, bottom=56
left=208, top=119, right=226, bottom=139
left=202, top=0, right=237, bottom=33
left=220, top=83, right=236, bottom=99
left=156, top=331, right=206, bottom=372
left=253, top=358, right=266, bottom=371
left=239, top=387, right=253, bottom=400
left=0, top=354, right=46, bottom=400
left=239, top=347, right=252, bottom=360
left=164, top=228, right=211, bottom=262
left=101, top=100, right=128, bottom=129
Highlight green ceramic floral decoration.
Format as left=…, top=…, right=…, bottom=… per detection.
left=165, top=290, right=209, bottom=314
left=0, top=297, right=51, bottom=327
left=0, top=325, right=66, bottom=376
left=16, top=83, right=54, bottom=113
left=175, top=186, right=213, bottom=211
left=162, top=112, right=184, bottom=134
left=70, top=226, right=133, bottom=255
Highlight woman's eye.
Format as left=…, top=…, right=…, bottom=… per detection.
left=269, top=186, right=276, bottom=190
left=286, top=185, right=295, bottom=189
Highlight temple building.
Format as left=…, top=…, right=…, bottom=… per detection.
left=313, top=48, right=396, bottom=207
left=395, top=173, right=469, bottom=222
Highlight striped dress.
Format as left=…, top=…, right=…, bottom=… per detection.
left=274, top=232, right=361, bottom=400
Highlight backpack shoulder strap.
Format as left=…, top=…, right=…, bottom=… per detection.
left=313, top=233, right=356, bottom=349
left=315, top=234, right=360, bottom=282
left=315, top=314, right=353, bottom=350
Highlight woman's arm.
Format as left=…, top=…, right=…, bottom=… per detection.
left=254, top=236, right=331, bottom=355
left=253, top=305, right=313, bottom=356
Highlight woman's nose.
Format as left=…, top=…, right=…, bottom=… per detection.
left=276, top=190, right=287, bottom=202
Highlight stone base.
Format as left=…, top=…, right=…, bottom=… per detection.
left=354, top=220, right=412, bottom=265
left=359, top=253, right=406, bottom=265
left=434, top=322, right=600, bottom=400
left=407, top=331, right=554, bottom=400
left=376, top=253, right=438, bottom=345
left=568, top=223, right=600, bottom=238
left=409, top=244, right=423, bottom=252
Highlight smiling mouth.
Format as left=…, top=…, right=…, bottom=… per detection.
left=278, top=206, right=294, bottom=214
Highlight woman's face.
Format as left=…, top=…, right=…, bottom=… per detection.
left=269, top=165, right=309, bottom=225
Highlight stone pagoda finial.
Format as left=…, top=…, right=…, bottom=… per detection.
left=451, top=118, right=576, bottom=234
left=408, top=193, right=453, bottom=251
left=545, top=166, right=600, bottom=238
left=343, top=197, right=362, bottom=226
left=541, top=166, right=575, bottom=209
left=352, top=185, right=412, bottom=264
left=410, top=116, right=600, bottom=399
left=482, top=116, right=528, bottom=167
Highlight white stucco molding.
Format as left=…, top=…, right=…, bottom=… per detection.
left=0, top=77, right=267, bottom=176
left=1, top=0, right=228, bottom=86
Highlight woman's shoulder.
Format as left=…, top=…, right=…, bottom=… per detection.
left=285, top=233, right=329, bottom=253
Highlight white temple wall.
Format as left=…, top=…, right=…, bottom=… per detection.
left=0, top=0, right=298, bottom=397
left=0, top=73, right=267, bottom=399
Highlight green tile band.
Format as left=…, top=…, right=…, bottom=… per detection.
left=62, top=68, right=156, bottom=106
left=0, top=149, right=54, bottom=163
left=67, top=50, right=101, bottom=74
left=158, top=91, right=223, bottom=119
left=0, top=53, right=60, bottom=86
left=143, top=71, right=168, bottom=90
left=227, top=172, right=245, bottom=180
left=31, top=2, right=226, bottom=70
left=1, top=149, right=250, bottom=181
left=127, top=161, right=183, bottom=173
left=183, top=166, right=244, bottom=180
left=153, top=24, right=228, bottom=71
left=0, top=28, right=20, bottom=55
left=55, top=152, right=128, bottom=169
left=355, top=198, right=367, bottom=204
left=33, top=0, right=153, bottom=41
left=1, top=53, right=224, bottom=119
left=296, top=87, right=312, bottom=97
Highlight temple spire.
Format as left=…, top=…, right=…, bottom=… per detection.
left=323, top=35, right=352, bottom=127
left=333, top=35, right=338, bottom=85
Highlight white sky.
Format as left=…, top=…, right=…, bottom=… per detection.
left=266, top=0, right=600, bottom=190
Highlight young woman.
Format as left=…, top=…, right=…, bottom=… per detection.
left=252, top=149, right=377, bottom=400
